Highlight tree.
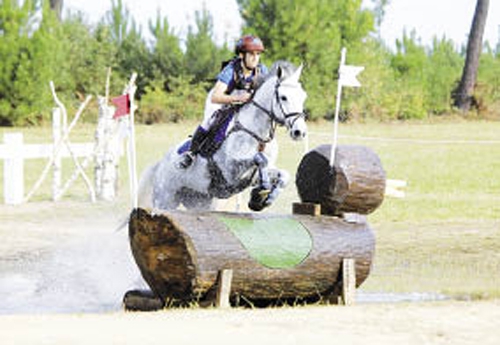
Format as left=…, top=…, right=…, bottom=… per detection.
left=0, top=0, right=59, bottom=125
left=106, top=0, right=131, bottom=44
left=236, top=0, right=375, bottom=118
left=184, top=7, right=230, bottom=83
left=149, top=11, right=184, bottom=83
left=49, top=0, right=63, bottom=20
left=370, top=0, right=390, bottom=31
left=427, top=37, right=462, bottom=114
left=453, top=0, right=490, bottom=112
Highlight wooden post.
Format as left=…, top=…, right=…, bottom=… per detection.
left=52, top=107, right=62, bottom=201
left=215, top=269, right=233, bottom=308
left=3, top=133, right=24, bottom=205
left=95, top=96, right=119, bottom=201
left=341, top=258, right=356, bottom=306
left=292, top=202, right=321, bottom=216
left=24, top=95, right=93, bottom=203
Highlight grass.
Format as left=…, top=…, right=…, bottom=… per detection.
left=1, top=120, right=500, bottom=299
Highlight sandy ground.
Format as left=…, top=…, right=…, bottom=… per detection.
left=1, top=202, right=499, bottom=344
left=1, top=301, right=500, bottom=344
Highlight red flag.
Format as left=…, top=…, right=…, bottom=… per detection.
left=112, top=94, right=130, bottom=119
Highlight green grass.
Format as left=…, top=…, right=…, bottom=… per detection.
left=1, top=120, right=500, bottom=299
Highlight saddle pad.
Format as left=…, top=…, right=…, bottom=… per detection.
left=177, top=139, right=191, bottom=155
left=218, top=215, right=313, bottom=269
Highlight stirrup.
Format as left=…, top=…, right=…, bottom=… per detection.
left=177, top=151, right=195, bottom=169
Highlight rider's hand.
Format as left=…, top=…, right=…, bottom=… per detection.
left=231, top=92, right=251, bottom=104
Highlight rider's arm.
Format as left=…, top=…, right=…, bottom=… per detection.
left=211, top=80, right=250, bottom=104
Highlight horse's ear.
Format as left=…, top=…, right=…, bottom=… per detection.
left=276, top=65, right=284, bottom=80
left=283, top=64, right=303, bottom=85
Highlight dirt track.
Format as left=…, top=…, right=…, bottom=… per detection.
left=1, top=300, right=499, bottom=344
left=1, top=202, right=499, bottom=344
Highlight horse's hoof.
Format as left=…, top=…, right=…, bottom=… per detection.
left=248, top=200, right=265, bottom=211
left=258, top=188, right=271, bottom=198
left=248, top=187, right=271, bottom=211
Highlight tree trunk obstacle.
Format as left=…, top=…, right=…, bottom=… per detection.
left=125, top=144, right=385, bottom=310
left=295, top=144, right=386, bottom=216
left=126, top=207, right=375, bottom=309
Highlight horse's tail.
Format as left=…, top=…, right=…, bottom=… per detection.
left=137, top=163, right=157, bottom=209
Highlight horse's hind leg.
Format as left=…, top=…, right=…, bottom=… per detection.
left=178, top=188, right=215, bottom=211
left=152, top=183, right=181, bottom=210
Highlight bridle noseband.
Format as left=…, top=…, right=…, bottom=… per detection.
left=232, top=81, right=305, bottom=143
left=253, top=81, right=305, bottom=124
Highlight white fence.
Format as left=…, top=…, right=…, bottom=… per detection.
left=0, top=132, right=94, bottom=204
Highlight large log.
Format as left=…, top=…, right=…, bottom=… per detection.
left=295, top=144, right=386, bottom=216
left=129, top=207, right=375, bottom=306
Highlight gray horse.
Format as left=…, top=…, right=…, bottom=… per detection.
left=137, top=62, right=307, bottom=211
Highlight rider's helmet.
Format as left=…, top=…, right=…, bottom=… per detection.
left=235, top=35, right=265, bottom=54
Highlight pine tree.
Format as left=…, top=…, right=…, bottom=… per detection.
left=49, top=0, right=63, bottom=21
left=453, top=0, right=490, bottom=111
left=149, top=11, right=184, bottom=83
left=184, top=7, right=230, bottom=84
left=236, top=0, right=375, bottom=118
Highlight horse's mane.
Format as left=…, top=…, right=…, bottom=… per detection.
left=254, top=60, right=298, bottom=90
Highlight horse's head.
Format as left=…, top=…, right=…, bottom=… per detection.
left=274, top=64, right=308, bottom=141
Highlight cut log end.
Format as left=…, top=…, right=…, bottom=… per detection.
left=296, top=144, right=386, bottom=216
left=129, top=208, right=197, bottom=301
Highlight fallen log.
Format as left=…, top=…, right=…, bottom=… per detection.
left=295, top=144, right=386, bottom=216
left=128, top=207, right=375, bottom=307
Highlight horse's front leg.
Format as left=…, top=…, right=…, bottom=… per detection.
left=264, top=167, right=290, bottom=205
left=248, top=151, right=289, bottom=211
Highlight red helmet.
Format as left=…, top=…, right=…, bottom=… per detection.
left=235, top=35, right=265, bottom=54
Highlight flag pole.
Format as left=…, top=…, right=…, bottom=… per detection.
left=126, top=73, right=138, bottom=209
left=330, top=47, right=347, bottom=168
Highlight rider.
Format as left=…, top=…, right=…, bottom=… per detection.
left=177, top=34, right=269, bottom=169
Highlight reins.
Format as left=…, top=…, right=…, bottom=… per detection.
left=229, top=80, right=305, bottom=145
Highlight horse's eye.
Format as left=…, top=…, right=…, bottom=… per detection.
left=280, top=95, right=288, bottom=101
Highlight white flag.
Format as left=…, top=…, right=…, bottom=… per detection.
left=339, top=65, right=364, bottom=87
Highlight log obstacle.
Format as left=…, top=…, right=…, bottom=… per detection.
left=126, top=207, right=375, bottom=309
left=295, top=144, right=386, bottom=216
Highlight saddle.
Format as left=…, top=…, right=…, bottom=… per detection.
left=197, top=103, right=243, bottom=158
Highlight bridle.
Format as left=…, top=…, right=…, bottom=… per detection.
left=230, top=80, right=306, bottom=144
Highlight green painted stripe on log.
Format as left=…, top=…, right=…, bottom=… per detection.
left=218, top=216, right=313, bottom=269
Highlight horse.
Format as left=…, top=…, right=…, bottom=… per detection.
left=137, top=61, right=308, bottom=212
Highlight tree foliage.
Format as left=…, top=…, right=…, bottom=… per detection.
left=236, top=0, right=375, bottom=116
left=184, top=7, right=230, bottom=84
left=0, top=0, right=499, bottom=126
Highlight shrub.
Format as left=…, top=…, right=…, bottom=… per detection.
left=138, top=76, right=209, bottom=124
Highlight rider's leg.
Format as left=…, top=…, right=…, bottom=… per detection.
left=178, top=126, right=207, bottom=169
left=178, top=91, right=220, bottom=169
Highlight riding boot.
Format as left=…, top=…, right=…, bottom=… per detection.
left=178, top=126, right=207, bottom=169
